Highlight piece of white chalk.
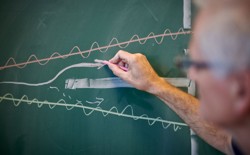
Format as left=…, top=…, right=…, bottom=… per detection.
left=94, top=59, right=128, bottom=71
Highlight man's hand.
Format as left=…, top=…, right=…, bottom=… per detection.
left=107, top=50, right=164, bottom=94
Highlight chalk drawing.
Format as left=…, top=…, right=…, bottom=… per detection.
left=0, top=93, right=186, bottom=131
left=49, top=86, right=60, bottom=92
left=0, top=28, right=191, bottom=70
left=0, top=62, right=104, bottom=86
left=86, top=97, right=104, bottom=106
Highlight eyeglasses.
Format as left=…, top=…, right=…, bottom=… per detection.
left=174, top=56, right=212, bottom=71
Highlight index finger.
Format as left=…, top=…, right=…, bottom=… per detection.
left=109, top=50, right=132, bottom=64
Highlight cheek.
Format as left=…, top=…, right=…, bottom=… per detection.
left=197, top=74, right=234, bottom=124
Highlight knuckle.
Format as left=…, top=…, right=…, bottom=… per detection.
left=136, top=53, right=145, bottom=58
left=118, top=50, right=126, bottom=54
left=118, top=50, right=123, bottom=53
left=133, top=53, right=145, bottom=62
left=135, top=53, right=142, bottom=56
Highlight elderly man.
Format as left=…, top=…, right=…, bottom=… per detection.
left=106, top=0, right=250, bottom=155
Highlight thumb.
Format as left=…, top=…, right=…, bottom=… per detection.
left=107, top=63, right=127, bottom=79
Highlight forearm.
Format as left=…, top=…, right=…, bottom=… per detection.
left=149, top=78, right=233, bottom=154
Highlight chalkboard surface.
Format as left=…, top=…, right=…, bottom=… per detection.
left=0, top=0, right=223, bottom=155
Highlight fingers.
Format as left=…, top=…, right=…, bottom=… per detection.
left=118, top=60, right=126, bottom=67
left=107, top=50, right=161, bottom=92
left=107, top=62, right=127, bottom=80
left=109, top=50, right=131, bottom=64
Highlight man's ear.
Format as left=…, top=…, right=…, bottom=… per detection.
left=232, top=71, right=250, bottom=118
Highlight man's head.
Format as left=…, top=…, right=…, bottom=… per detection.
left=189, top=0, right=250, bottom=128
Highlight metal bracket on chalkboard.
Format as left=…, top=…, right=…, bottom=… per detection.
left=183, top=0, right=191, bottom=29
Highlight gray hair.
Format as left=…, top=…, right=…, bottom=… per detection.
left=197, top=1, right=250, bottom=77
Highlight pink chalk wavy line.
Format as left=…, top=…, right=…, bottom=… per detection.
left=0, top=28, right=191, bottom=70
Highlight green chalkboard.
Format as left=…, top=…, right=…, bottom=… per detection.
left=0, top=0, right=223, bottom=155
